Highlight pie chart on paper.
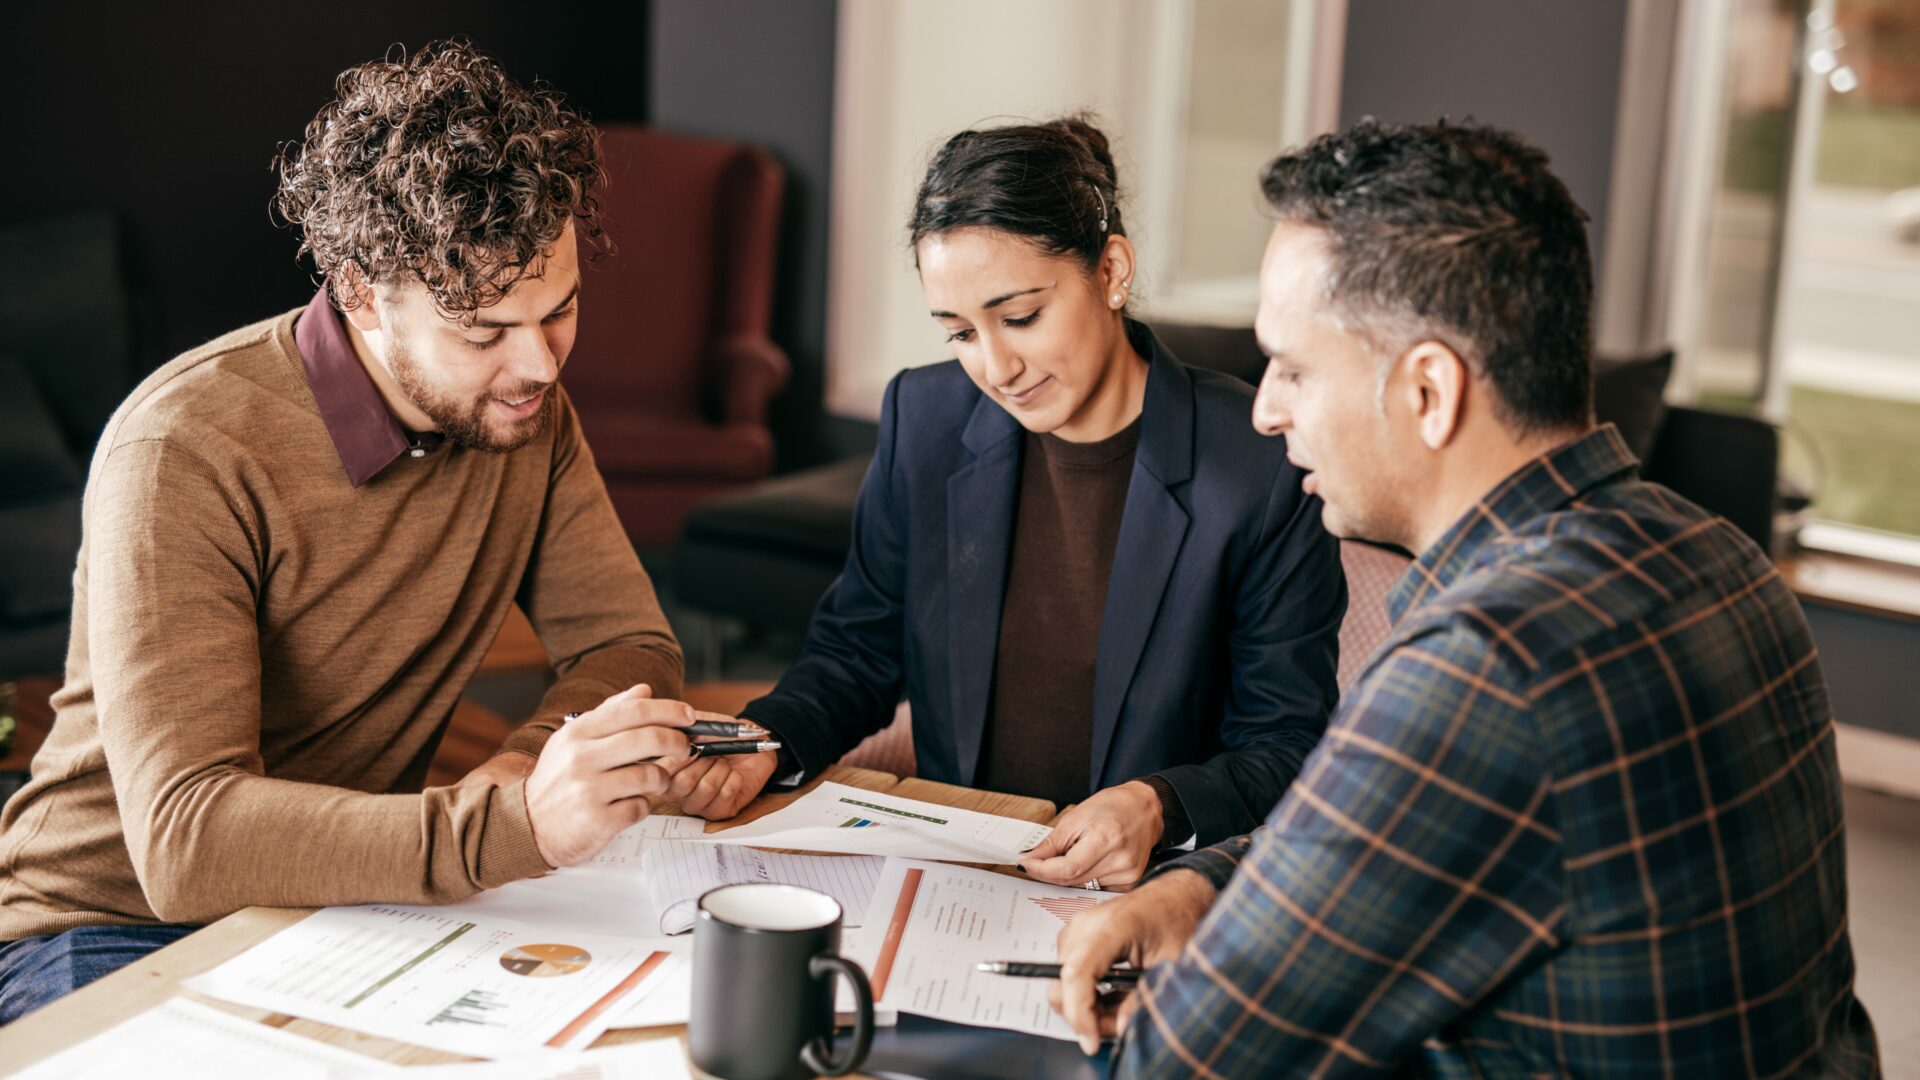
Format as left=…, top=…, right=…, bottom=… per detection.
left=498, top=943, right=592, bottom=977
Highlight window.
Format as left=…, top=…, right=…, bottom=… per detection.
left=1676, top=0, right=1920, bottom=555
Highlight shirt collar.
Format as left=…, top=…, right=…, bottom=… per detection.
left=1388, top=424, right=1641, bottom=622
left=293, top=287, right=444, bottom=487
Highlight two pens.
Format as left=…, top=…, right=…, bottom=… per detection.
left=561, top=713, right=782, bottom=760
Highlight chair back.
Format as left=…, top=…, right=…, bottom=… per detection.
left=1337, top=540, right=1411, bottom=693
left=566, top=125, right=784, bottom=419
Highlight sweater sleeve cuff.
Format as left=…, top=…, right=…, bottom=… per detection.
left=1139, top=774, right=1194, bottom=849
left=498, top=721, right=557, bottom=760
left=476, top=779, right=554, bottom=888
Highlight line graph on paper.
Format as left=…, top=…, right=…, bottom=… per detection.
left=1028, top=894, right=1101, bottom=925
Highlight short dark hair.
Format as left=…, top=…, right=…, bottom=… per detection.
left=273, top=38, right=605, bottom=323
left=908, top=115, right=1121, bottom=271
left=1260, top=119, right=1594, bottom=434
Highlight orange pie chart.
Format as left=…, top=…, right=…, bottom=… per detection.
left=498, top=943, right=592, bottom=977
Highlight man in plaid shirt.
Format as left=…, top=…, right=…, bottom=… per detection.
left=1052, top=121, right=1880, bottom=1076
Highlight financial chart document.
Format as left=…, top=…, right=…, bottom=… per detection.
left=427, top=814, right=707, bottom=941
left=579, top=814, right=708, bottom=872
left=695, top=782, right=1053, bottom=864
left=641, top=841, right=883, bottom=933
left=850, top=858, right=1117, bottom=1040
left=184, top=906, right=666, bottom=1058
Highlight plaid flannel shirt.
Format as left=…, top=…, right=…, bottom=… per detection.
left=1116, top=426, right=1880, bottom=1077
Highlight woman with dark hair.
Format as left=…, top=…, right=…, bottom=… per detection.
left=669, top=117, right=1345, bottom=887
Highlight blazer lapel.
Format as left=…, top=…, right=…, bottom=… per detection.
left=946, top=394, right=1022, bottom=786
left=1090, top=332, right=1195, bottom=787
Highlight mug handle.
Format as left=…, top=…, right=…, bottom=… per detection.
left=801, top=954, right=874, bottom=1077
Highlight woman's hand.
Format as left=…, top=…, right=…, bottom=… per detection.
left=1019, top=780, right=1165, bottom=888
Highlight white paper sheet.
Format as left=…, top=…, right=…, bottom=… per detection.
left=694, top=782, right=1052, bottom=865
left=579, top=814, right=708, bottom=873
left=426, top=870, right=665, bottom=943
left=848, top=858, right=1117, bottom=1041
left=641, top=841, right=884, bottom=934
left=420, top=814, right=708, bottom=942
left=10, top=997, right=386, bottom=1079
left=330, top=1037, right=692, bottom=1079
left=604, top=951, right=693, bottom=1029
left=184, top=906, right=666, bottom=1059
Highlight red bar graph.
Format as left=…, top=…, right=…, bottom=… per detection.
left=1029, top=894, right=1100, bottom=925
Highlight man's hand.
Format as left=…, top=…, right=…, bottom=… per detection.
left=1020, top=780, right=1165, bottom=888
left=457, top=751, right=536, bottom=788
left=665, top=747, right=779, bottom=820
left=1048, top=868, right=1218, bottom=1055
left=523, top=684, right=698, bottom=867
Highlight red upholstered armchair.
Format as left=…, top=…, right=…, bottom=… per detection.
left=565, top=125, right=790, bottom=548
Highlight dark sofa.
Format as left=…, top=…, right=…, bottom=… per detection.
left=0, top=214, right=147, bottom=678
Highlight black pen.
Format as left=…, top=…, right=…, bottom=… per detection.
left=561, top=712, right=767, bottom=740
left=976, top=961, right=1140, bottom=992
left=652, top=738, right=782, bottom=761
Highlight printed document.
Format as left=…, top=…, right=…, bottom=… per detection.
left=10, top=997, right=385, bottom=1079
left=579, top=813, right=708, bottom=872
left=695, top=782, right=1052, bottom=865
left=184, top=905, right=668, bottom=1059
left=424, top=814, right=708, bottom=941
left=850, top=858, right=1117, bottom=1040
left=640, top=841, right=883, bottom=934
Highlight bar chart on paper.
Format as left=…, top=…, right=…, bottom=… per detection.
left=855, top=859, right=1118, bottom=1040
left=184, top=906, right=662, bottom=1058
left=696, top=782, right=1053, bottom=864
left=1028, top=894, right=1100, bottom=925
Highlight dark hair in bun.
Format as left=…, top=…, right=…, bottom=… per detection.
left=908, top=114, right=1122, bottom=270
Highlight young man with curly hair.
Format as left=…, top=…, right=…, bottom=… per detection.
left=0, top=41, right=703, bottom=1023
left=1051, top=121, right=1879, bottom=1076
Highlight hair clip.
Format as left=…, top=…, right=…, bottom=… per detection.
left=1094, top=187, right=1109, bottom=234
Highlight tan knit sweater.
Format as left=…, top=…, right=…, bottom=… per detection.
left=0, top=309, right=681, bottom=940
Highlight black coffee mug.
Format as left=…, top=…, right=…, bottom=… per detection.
left=690, top=883, right=874, bottom=1080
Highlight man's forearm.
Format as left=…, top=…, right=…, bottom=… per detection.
left=123, top=771, right=549, bottom=923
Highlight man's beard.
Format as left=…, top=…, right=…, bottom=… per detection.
left=387, top=337, right=553, bottom=452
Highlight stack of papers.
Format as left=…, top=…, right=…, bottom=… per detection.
left=171, top=788, right=1092, bottom=1058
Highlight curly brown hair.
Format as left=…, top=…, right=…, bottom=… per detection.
left=273, top=38, right=605, bottom=322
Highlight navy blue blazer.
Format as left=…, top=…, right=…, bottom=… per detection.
left=742, top=327, right=1345, bottom=843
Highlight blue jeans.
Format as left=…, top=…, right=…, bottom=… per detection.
left=0, top=923, right=196, bottom=1025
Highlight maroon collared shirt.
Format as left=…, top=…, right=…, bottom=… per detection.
left=293, top=288, right=445, bottom=487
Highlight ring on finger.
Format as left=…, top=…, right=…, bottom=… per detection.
left=1083, top=878, right=1102, bottom=891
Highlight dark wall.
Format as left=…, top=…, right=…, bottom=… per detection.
left=0, top=3, right=651, bottom=368
left=1339, top=0, right=1629, bottom=283
left=649, top=0, right=860, bottom=469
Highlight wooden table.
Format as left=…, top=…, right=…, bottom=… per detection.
left=0, top=766, right=1059, bottom=1074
